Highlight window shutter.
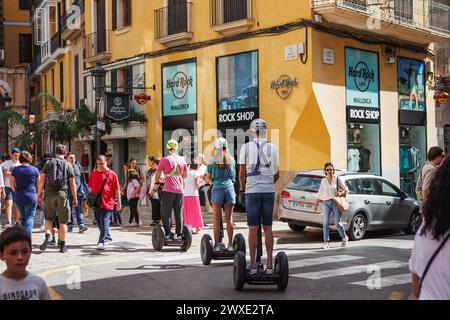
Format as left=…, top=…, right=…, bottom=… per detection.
left=112, top=0, right=117, bottom=30
left=111, top=69, right=117, bottom=92
left=125, top=0, right=132, bottom=26
left=125, top=66, right=133, bottom=93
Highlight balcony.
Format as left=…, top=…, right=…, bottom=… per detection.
left=85, top=30, right=112, bottom=64
left=155, top=2, right=193, bottom=47
left=40, top=40, right=51, bottom=63
left=311, top=0, right=450, bottom=45
left=50, top=32, right=61, bottom=54
left=61, top=0, right=85, bottom=40
left=210, top=0, right=254, bottom=35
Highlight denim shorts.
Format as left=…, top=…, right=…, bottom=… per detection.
left=5, top=187, right=14, bottom=201
left=211, top=186, right=236, bottom=205
left=245, top=193, right=275, bottom=226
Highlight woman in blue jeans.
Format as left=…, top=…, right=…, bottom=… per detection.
left=206, top=138, right=236, bottom=252
left=10, top=151, right=40, bottom=238
left=314, top=162, right=349, bottom=249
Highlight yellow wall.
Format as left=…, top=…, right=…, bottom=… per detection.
left=3, top=0, right=30, bottom=22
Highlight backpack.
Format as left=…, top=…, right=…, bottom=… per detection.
left=46, top=158, right=68, bottom=189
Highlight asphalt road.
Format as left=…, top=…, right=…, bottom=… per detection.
left=1, top=210, right=416, bottom=300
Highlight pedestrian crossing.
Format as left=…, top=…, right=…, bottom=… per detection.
left=285, top=252, right=411, bottom=289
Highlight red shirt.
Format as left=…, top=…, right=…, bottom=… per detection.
left=88, top=169, right=119, bottom=211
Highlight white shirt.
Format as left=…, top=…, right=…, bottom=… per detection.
left=238, top=139, right=279, bottom=194
left=409, top=224, right=450, bottom=300
left=0, top=167, right=4, bottom=187
left=348, top=149, right=360, bottom=172
left=0, top=273, right=51, bottom=300
left=198, top=164, right=207, bottom=177
left=1, top=160, right=20, bottom=187
left=317, top=176, right=349, bottom=201
left=149, top=171, right=164, bottom=200
left=184, top=170, right=201, bottom=197
left=127, top=179, right=140, bottom=200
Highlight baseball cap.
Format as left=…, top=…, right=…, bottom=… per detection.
left=215, top=138, right=228, bottom=150
left=166, top=139, right=179, bottom=150
left=11, top=147, right=20, bottom=154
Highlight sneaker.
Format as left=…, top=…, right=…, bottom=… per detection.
left=79, top=226, right=88, bottom=234
left=247, top=265, right=258, bottom=275
left=342, top=236, right=349, bottom=247
left=59, top=245, right=68, bottom=253
left=67, top=227, right=73, bottom=233
left=173, top=234, right=182, bottom=241
left=39, top=239, right=50, bottom=251
left=214, top=243, right=222, bottom=253
left=96, top=243, right=105, bottom=250
left=133, top=222, right=139, bottom=227
left=49, top=238, right=57, bottom=246
left=58, top=240, right=62, bottom=246
left=39, top=226, right=45, bottom=232
left=265, top=266, right=274, bottom=275
left=321, top=242, right=329, bottom=249
left=227, top=244, right=234, bottom=252
left=150, top=220, right=158, bottom=226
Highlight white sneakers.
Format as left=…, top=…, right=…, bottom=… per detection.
left=321, top=242, right=330, bottom=249
left=96, top=243, right=105, bottom=250
left=342, top=236, right=349, bottom=247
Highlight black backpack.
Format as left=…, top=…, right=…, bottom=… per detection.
left=46, top=158, right=68, bottom=189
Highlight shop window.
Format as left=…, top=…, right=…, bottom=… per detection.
left=399, top=125, right=426, bottom=199
left=163, top=129, right=197, bottom=164
left=217, top=51, right=258, bottom=112
left=347, top=123, right=381, bottom=175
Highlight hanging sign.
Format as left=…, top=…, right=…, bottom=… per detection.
left=134, top=93, right=151, bottom=105
left=105, top=92, right=131, bottom=121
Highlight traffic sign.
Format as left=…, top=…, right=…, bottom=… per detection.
left=97, top=121, right=106, bottom=131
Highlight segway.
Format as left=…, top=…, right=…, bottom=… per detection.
left=233, top=220, right=289, bottom=291
left=152, top=223, right=192, bottom=252
left=200, top=209, right=246, bottom=265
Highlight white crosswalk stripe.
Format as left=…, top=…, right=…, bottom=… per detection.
left=350, top=273, right=412, bottom=288
left=288, top=255, right=364, bottom=269
left=290, top=260, right=408, bottom=280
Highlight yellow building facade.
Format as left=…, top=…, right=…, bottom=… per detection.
left=80, top=0, right=448, bottom=200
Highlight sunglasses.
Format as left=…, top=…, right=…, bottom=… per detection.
left=325, top=168, right=334, bottom=172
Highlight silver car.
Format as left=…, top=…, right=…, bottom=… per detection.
left=278, top=170, right=422, bottom=240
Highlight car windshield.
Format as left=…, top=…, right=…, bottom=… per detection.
left=286, top=175, right=322, bottom=192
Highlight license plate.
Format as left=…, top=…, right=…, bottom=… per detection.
left=289, top=200, right=314, bottom=210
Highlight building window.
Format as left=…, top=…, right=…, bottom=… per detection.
left=445, top=125, right=450, bottom=154
left=112, top=0, right=132, bottom=30
left=51, top=69, right=55, bottom=96
left=19, top=34, right=32, bottom=63
left=19, top=0, right=31, bottom=11
left=60, top=62, right=64, bottom=102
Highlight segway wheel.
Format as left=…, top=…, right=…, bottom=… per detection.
left=275, top=252, right=289, bottom=291
left=232, top=233, right=246, bottom=254
left=233, top=251, right=246, bottom=291
left=152, top=225, right=165, bottom=251
left=200, top=234, right=214, bottom=265
left=181, top=224, right=192, bottom=252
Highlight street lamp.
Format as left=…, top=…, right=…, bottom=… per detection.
left=91, top=62, right=106, bottom=158
left=1, top=92, right=13, bottom=153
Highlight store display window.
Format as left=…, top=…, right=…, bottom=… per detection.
left=399, top=125, right=427, bottom=198
left=163, top=129, right=197, bottom=164
left=347, top=123, right=381, bottom=175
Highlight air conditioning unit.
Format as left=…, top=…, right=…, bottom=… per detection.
left=0, top=49, right=4, bottom=60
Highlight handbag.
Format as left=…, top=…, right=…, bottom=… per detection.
left=333, top=176, right=349, bottom=212
left=87, top=170, right=111, bottom=210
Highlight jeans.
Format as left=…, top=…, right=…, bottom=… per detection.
left=94, top=209, right=113, bottom=244
left=17, top=203, right=37, bottom=237
left=245, top=193, right=275, bottom=226
left=129, top=198, right=140, bottom=224
left=112, top=204, right=122, bottom=225
left=322, top=200, right=346, bottom=242
left=161, top=192, right=183, bottom=235
left=68, top=196, right=85, bottom=229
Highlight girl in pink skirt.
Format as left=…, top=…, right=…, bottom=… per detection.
left=183, top=162, right=205, bottom=234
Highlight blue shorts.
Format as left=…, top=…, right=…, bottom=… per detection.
left=245, top=193, right=275, bottom=227
left=211, top=187, right=236, bottom=205
left=5, top=187, right=14, bottom=201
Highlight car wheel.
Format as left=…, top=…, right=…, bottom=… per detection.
left=288, top=223, right=306, bottom=232
left=348, top=213, right=367, bottom=241
left=404, top=210, right=422, bottom=235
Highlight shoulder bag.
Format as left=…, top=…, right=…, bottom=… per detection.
left=87, top=170, right=111, bottom=210
left=333, top=176, right=349, bottom=212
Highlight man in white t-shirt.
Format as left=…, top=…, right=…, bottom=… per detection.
left=239, top=119, right=279, bottom=275
left=1, top=148, right=21, bottom=228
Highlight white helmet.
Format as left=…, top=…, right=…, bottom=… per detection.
left=215, top=137, right=228, bottom=150
left=250, top=118, right=267, bottom=132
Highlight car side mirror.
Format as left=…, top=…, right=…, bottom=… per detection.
left=399, top=192, right=408, bottom=199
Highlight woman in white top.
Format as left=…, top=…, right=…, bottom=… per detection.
left=314, top=162, right=349, bottom=249
left=182, top=162, right=205, bottom=234
left=409, top=155, right=450, bottom=300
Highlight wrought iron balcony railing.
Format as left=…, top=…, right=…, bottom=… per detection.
left=155, top=2, right=192, bottom=39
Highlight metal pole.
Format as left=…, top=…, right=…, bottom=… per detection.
left=95, top=90, right=101, bottom=158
